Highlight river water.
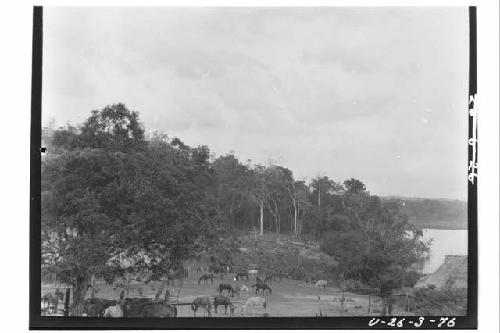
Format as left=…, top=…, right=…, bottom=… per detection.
left=421, top=228, right=468, bottom=274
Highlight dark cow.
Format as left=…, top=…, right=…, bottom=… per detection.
left=213, top=295, right=235, bottom=315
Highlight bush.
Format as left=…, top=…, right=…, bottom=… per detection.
left=342, top=279, right=367, bottom=291
left=413, top=287, right=467, bottom=316
left=230, top=246, right=337, bottom=283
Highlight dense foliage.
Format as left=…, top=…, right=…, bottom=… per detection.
left=382, top=198, right=467, bottom=229
left=413, top=286, right=467, bottom=316
left=42, top=103, right=430, bottom=315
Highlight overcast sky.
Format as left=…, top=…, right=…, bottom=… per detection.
left=43, top=7, right=469, bottom=200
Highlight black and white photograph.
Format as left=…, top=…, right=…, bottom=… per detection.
left=19, top=3, right=497, bottom=330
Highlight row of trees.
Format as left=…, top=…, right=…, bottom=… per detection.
left=42, top=104, right=428, bottom=315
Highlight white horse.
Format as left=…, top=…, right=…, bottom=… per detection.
left=243, top=296, right=267, bottom=313
left=315, top=280, right=328, bottom=288
left=103, top=305, right=123, bottom=317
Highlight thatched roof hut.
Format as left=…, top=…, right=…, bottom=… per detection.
left=416, top=255, right=467, bottom=289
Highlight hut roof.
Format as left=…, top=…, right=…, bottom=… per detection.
left=416, top=255, right=468, bottom=289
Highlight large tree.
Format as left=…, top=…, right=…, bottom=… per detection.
left=264, top=165, right=294, bottom=237
left=250, top=165, right=268, bottom=236
left=42, top=104, right=217, bottom=314
left=310, top=176, right=343, bottom=238
left=320, top=180, right=428, bottom=315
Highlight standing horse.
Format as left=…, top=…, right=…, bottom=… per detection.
left=41, top=289, right=65, bottom=314
left=315, top=280, right=328, bottom=288
left=213, top=295, right=235, bottom=315
left=217, top=283, right=235, bottom=297
left=191, top=297, right=212, bottom=317
left=198, top=273, right=215, bottom=285
left=263, top=275, right=274, bottom=284
left=251, top=283, right=272, bottom=296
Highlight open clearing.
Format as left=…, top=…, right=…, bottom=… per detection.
left=42, top=275, right=384, bottom=317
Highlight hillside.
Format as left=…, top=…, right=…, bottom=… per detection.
left=382, top=197, right=467, bottom=230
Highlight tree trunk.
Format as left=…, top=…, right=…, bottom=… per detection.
left=229, top=196, right=236, bottom=224
left=126, top=273, right=131, bottom=298
left=318, top=189, right=322, bottom=233
left=63, top=288, right=71, bottom=316
left=154, top=276, right=168, bottom=301
left=90, top=274, right=96, bottom=298
left=293, top=200, right=298, bottom=237
left=268, top=200, right=280, bottom=236
left=71, top=275, right=90, bottom=316
left=259, top=201, right=264, bottom=236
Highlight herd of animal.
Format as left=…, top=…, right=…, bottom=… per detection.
left=41, top=268, right=329, bottom=317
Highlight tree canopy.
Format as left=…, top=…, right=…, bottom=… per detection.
left=42, top=103, right=429, bottom=315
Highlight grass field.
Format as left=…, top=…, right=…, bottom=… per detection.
left=41, top=274, right=389, bottom=317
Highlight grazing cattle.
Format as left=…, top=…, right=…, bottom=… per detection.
left=103, top=305, right=123, bottom=317
left=41, top=289, right=65, bottom=314
left=243, top=296, right=267, bottom=312
left=213, top=295, right=235, bottom=315
left=233, top=272, right=249, bottom=281
left=315, top=280, right=328, bottom=288
left=198, top=273, right=215, bottom=285
left=217, top=283, right=235, bottom=297
left=251, top=283, right=272, bottom=296
left=191, top=297, right=212, bottom=317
